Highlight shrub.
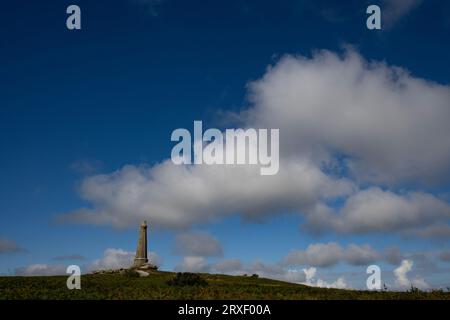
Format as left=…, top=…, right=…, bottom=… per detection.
left=167, top=273, right=208, bottom=286
left=408, top=286, right=422, bottom=294
left=122, top=269, right=140, bottom=278
left=251, top=274, right=259, bottom=279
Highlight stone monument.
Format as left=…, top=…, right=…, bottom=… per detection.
left=93, top=220, right=157, bottom=276
left=134, top=220, right=149, bottom=267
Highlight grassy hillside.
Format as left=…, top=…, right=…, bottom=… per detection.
left=0, top=271, right=449, bottom=300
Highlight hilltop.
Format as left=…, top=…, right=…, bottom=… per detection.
left=1, top=271, right=449, bottom=300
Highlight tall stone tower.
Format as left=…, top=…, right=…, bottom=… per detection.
left=133, top=220, right=148, bottom=268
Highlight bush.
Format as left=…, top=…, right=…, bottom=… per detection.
left=122, top=269, right=140, bottom=278
left=167, top=273, right=208, bottom=286
left=408, top=286, right=422, bottom=294
left=251, top=274, right=259, bottom=279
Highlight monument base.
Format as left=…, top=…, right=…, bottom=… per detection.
left=132, top=263, right=158, bottom=271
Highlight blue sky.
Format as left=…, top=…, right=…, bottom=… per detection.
left=1, top=0, right=450, bottom=289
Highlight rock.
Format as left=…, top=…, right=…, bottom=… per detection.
left=138, top=263, right=158, bottom=271
left=136, top=270, right=149, bottom=277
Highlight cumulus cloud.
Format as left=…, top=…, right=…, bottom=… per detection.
left=394, top=259, right=413, bottom=287
left=413, top=224, right=450, bottom=238
left=213, top=259, right=243, bottom=274
left=301, top=267, right=347, bottom=289
left=244, top=49, right=450, bottom=185
left=283, top=242, right=379, bottom=267
left=382, top=0, right=422, bottom=28
left=315, top=277, right=348, bottom=289
left=305, top=188, right=450, bottom=236
left=89, top=248, right=134, bottom=271
left=384, top=246, right=404, bottom=265
left=173, top=256, right=307, bottom=283
left=60, top=159, right=352, bottom=229
left=14, top=248, right=160, bottom=276
left=393, top=259, right=430, bottom=290
left=173, top=253, right=354, bottom=288
left=236, top=260, right=307, bottom=283
left=175, top=256, right=210, bottom=273
left=15, top=264, right=66, bottom=276
left=59, top=48, right=450, bottom=239
left=303, top=267, right=316, bottom=283
left=89, top=248, right=160, bottom=271
left=173, top=232, right=223, bottom=257
left=0, top=237, right=25, bottom=254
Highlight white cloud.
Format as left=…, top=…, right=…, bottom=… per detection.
left=175, top=256, right=210, bottom=273
left=345, top=244, right=380, bottom=265
left=14, top=248, right=162, bottom=276
left=393, top=259, right=430, bottom=290
left=213, top=259, right=243, bottom=274
left=242, top=261, right=307, bottom=283
left=384, top=247, right=404, bottom=265
left=89, top=248, right=160, bottom=271
left=244, top=49, right=450, bottom=185
left=277, top=269, right=308, bottom=284
left=89, top=248, right=134, bottom=271
left=175, top=257, right=308, bottom=283
left=14, top=248, right=161, bottom=276
left=283, top=242, right=379, bottom=267
left=59, top=48, right=450, bottom=239
left=60, top=158, right=352, bottom=229
left=315, top=277, right=348, bottom=289
left=413, top=224, right=450, bottom=238
left=410, top=277, right=430, bottom=290
left=175, top=257, right=347, bottom=287
left=305, top=188, right=450, bottom=235
left=301, top=266, right=347, bottom=289
left=303, top=267, right=316, bottom=282
left=173, top=232, right=223, bottom=257
left=284, top=242, right=343, bottom=267
left=394, top=259, right=413, bottom=287
left=15, top=264, right=66, bottom=276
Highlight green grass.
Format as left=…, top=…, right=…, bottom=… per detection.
left=0, top=271, right=449, bottom=300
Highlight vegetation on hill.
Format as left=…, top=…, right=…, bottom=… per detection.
left=0, top=271, right=449, bottom=300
